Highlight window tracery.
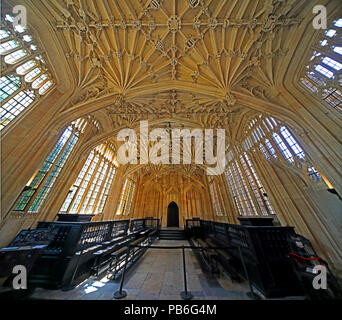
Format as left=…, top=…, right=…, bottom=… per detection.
left=0, top=13, right=55, bottom=130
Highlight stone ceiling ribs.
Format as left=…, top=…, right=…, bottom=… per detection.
left=22, top=0, right=313, bottom=177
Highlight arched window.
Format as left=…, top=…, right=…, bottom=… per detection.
left=243, top=153, right=276, bottom=215
left=300, top=17, right=342, bottom=112
left=245, top=115, right=321, bottom=180
left=0, top=75, right=21, bottom=99
left=14, top=118, right=87, bottom=213
left=259, top=143, right=270, bottom=160
left=61, top=143, right=117, bottom=215
left=225, top=160, right=257, bottom=216
left=265, top=139, right=277, bottom=158
left=0, top=13, right=55, bottom=131
left=272, top=133, right=294, bottom=163
left=279, top=126, right=305, bottom=159
left=1, top=90, right=35, bottom=128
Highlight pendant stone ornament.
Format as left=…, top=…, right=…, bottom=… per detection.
left=189, top=0, right=200, bottom=9
left=168, top=16, right=181, bottom=33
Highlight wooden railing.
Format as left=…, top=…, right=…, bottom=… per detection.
left=1, top=217, right=160, bottom=291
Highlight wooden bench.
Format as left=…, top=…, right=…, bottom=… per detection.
left=148, top=229, right=158, bottom=240
left=130, top=236, right=148, bottom=255
left=2, top=218, right=159, bottom=290
left=194, top=238, right=219, bottom=274
left=106, top=246, right=130, bottom=279
left=106, top=236, right=149, bottom=279
left=205, top=235, right=242, bottom=282
left=91, top=232, right=143, bottom=277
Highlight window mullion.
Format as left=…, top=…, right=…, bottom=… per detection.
left=0, top=82, right=22, bottom=106
left=91, top=160, right=110, bottom=214
left=245, top=152, right=270, bottom=216
left=230, top=163, right=250, bottom=216
left=326, top=50, right=342, bottom=64
left=82, top=158, right=104, bottom=213
left=126, top=183, right=135, bottom=216
left=126, top=180, right=134, bottom=215
left=82, top=145, right=109, bottom=213
left=22, top=128, right=74, bottom=212
left=2, top=55, right=33, bottom=76
left=125, top=182, right=132, bottom=215
left=75, top=154, right=101, bottom=213
left=277, top=128, right=299, bottom=163
left=95, top=166, right=114, bottom=214
left=0, top=34, right=16, bottom=44
left=249, top=151, right=277, bottom=215
left=227, top=167, right=245, bottom=216
left=236, top=155, right=262, bottom=216
left=235, top=161, right=257, bottom=216
left=242, top=153, right=266, bottom=214
left=225, top=169, right=243, bottom=216
left=67, top=152, right=96, bottom=213
left=268, top=136, right=285, bottom=160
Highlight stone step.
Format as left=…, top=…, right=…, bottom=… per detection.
left=159, top=229, right=186, bottom=240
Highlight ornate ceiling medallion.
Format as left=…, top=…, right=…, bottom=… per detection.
left=151, top=0, right=161, bottom=10
left=189, top=0, right=201, bottom=9
left=168, top=16, right=181, bottom=33
left=154, top=39, right=164, bottom=51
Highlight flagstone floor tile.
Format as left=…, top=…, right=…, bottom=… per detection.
left=27, top=239, right=303, bottom=301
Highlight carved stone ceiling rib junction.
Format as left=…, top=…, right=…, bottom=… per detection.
left=26, top=0, right=314, bottom=176
left=36, top=0, right=308, bottom=120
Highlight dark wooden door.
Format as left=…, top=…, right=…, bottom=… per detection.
left=167, top=202, right=179, bottom=227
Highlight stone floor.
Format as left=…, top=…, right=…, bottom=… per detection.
left=29, top=240, right=304, bottom=300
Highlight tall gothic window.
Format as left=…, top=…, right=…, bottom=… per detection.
left=60, top=143, right=117, bottom=214
left=300, top=17, right=342, bottom=112
left=242, top=153, right=276, bottom=215
left=225, top=161, right=257, bottom=216
left=279, top=126, right=305, bottom=159
left=0, top=14, right=55, bottom=131
left=116, top=179, right=136, bottom=216
left=14, top=119, right=86, bottom=213
left=272, top=133, right=294, bottom=163
left=244, top=115, right=321, bottom=180
left=225, top=151, right=277, bottom=217
left=224, top=112, right=328, bottom=217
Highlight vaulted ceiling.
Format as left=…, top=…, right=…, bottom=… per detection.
left=12, top=0, right=318, bottom=180
left=31, top=0, right=311, bottom=123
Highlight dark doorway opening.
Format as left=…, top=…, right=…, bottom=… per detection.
left=167, top=202, right=179, bottom=228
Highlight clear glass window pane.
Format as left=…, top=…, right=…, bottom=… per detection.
left=322, top=56, right=342, bottom=71
left=24, top=67, right=41, bottom=82
left=39, top=80, right=53, bottom=95
left=0, top=40, right=19, bottom=54
left=0, top=90, right=35, bottom=131
left=280, top=127, right=305, bottom=159
left=325, top=29, right=336, bottom=37
left=273, top=133, right=294, bottom=163
left=16, top=60, right=36, bottom=75
left=333, top=47, right=342, bottom=55
left=334, top=19, right=342, bottom=27
left=0, top=75, right=21, bottom=101
left=0, top=30, right=10, bottom=40
left=314, top=65, right=334, bottom=78
left=14, top=25, right=26, bottom=33
left=4, top=49, right=26, bottom=64
left=32, top=74, right=48, bottom=89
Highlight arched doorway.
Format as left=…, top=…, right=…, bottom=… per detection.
left=167, top=202, right=179, bottom=228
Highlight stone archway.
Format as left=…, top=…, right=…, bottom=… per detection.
left=167, top=201, right=179, bottom=228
